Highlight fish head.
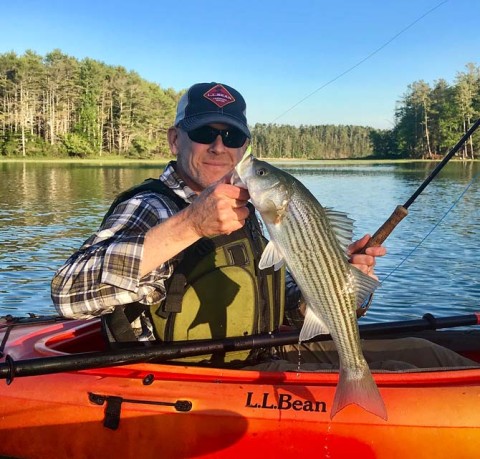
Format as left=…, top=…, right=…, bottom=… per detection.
left=233, top=148, right=292, bottom=225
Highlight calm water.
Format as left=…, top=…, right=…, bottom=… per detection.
left=0, top=160, right=479, bottom=324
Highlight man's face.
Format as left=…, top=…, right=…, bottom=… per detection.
left=168, top=123, right=248, bottom=193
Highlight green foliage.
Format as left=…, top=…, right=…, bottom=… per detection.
left=61, top=133, right=97, bottom=157
left=251, top=123, right=374, bottom=159
left=75, top=59, right=103, bottom=153
left=127, top=136, right=157, bottom=159
left=0, top=50, right=178, bottom=158
left=0, top=132, right=19, bottom=156
left=369, top=129, right=400, bottom=158
left=0, top=51, right=478, bottom=160
left=392, top=63, right=480, bottom=159
left=0, top=131, right=63, bottom=157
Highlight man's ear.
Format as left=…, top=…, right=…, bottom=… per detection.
left=167, top=127, right=179, bottom=155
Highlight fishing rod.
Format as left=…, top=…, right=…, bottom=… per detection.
left=363, top=118, right=480, bottom=251
left=1, top=312, right=479, bottom=383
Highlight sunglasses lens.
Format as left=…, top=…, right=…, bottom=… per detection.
left=187, top=126, right=246, bottom=148
left=187, top=127, right=216, bottom=144
left=222, top=129, right=247, bottom=148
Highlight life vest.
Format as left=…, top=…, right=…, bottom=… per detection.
left=101, top=178, right=285, bottom=364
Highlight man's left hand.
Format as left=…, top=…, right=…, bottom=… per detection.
left=347, top=234, right=386, bottom=280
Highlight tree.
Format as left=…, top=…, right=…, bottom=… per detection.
left=74, top=58, right=104, bottom=155
left=369, top=129, right=399, bottom=158
left=43, top=50, right=80, bottom=146
left=429, top=79, right=459, bottom=155
left=408, top=80, right=434, bottom=158
left=455, top=63, right=480, bottom=159
left=393, top=65, right=479, bottom=159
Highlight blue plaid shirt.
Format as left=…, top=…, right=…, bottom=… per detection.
left=52, top=161, right=301, bottom=336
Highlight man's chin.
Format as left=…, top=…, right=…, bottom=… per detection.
left=205, top=169, right=232, bottom=185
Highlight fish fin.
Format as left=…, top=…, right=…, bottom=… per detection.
left=324, top=208, right=355, bottom=254
left=351, top=266, right=381, bottom=306
left=261, top=198, right=289, bottom=225
left=331, top=365, right=387, bottom=421
left=258, top=241, right=285, bottom=271
left=298, top=307, right=330, bottom=342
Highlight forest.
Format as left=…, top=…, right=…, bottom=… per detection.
left=0, top=50, right=479, bottom=160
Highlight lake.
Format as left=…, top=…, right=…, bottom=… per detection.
left=0, top=160, right=478, bottom=325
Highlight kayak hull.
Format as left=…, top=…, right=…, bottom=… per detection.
left=1, top=318, right=480, bottom=459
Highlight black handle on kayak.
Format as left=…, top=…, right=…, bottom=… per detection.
left=1, top=312, right=479, bottom=383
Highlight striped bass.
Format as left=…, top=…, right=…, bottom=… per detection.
left=233, top=151, right=387, bottom=420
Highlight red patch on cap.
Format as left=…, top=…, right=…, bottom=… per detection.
left=203, top=84, right=236, bottom=108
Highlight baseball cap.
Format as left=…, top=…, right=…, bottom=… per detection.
left=174, top=82, right=251, bottom=138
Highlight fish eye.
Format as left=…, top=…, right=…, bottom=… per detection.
left=256, top=168, right=268, bottom=176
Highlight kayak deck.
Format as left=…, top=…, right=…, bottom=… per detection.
left=1, top=317, right=480, bottom=459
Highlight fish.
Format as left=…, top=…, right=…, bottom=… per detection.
left=233, top=149, right=387, bottom=420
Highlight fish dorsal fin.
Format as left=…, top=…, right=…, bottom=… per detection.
left=259, top=240, right=285, bottom=271
left=324, top=208, right=355, bottom=254
left=299, top=306, right=330, bottom=342
left=351, top=266, right=381, bottom=306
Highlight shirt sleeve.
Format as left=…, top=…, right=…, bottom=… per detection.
left=51, top=193, right=178, bottom=319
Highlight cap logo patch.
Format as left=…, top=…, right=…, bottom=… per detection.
left=203, top=84, right=235, bottom=108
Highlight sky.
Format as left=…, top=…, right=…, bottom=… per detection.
left=1, top=0, right=479, bottom=129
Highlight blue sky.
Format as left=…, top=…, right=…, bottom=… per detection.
left=2, top=0, right=478, bottom=129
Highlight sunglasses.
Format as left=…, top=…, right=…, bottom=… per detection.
left=187, top=126, right=247, bottom=148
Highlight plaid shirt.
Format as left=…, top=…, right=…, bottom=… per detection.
left=51, top=162, right=195, bottom=321
left=52, top=161, right=301, bottom=336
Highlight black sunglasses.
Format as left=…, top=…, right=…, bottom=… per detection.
left=187, top=126, right=247, bottom=148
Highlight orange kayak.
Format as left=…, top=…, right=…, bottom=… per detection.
left=1, top=315, right=480, bottom=459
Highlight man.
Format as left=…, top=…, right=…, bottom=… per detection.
left=52, top=82, right=475, bottom=368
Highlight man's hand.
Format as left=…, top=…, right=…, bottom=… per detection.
left=347, top=234, right=386, bottom=280
left=141, top=179, right=249, bottom=277
left=187, top=182, right=250, bottom=238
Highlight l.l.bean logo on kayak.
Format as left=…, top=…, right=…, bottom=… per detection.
left=245, top=391, right=327, bottom=413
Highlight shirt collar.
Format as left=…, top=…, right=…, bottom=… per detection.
left=160, top=161, right=197, bottom=203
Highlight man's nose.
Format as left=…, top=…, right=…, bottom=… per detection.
left=209, top=134, right=227, bottom=152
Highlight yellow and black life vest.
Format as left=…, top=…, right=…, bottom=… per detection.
left=102, top=178, right=285, bottom=363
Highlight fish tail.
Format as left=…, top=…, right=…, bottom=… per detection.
left=331, top=366, right=387, bottom=421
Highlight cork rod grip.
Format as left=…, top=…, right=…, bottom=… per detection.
left=362, top=205, right=408, bottom=251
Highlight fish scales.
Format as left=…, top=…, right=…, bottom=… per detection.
left=268, top=190, right=357, bottom=353
left=278, top=187, right=361, bottom=361
left=234, top=152, right=387, bottom=420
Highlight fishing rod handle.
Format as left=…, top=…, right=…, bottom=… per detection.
left=362, top=205, right=408, bottom=251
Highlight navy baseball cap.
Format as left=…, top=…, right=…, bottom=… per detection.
left=174, top=82, right=251, bottom=138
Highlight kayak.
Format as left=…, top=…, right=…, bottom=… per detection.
left=1, top=314, right=480, bottom=459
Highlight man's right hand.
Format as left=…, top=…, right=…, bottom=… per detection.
left=187, top=182, right=250, bottom=237
left=141, top=180, right=249, bottom=277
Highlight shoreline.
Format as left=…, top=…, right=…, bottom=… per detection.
left=1, top=157, right=478, bottom=165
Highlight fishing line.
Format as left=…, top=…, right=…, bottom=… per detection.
left=271, top=0, right=448, bottom=123
left=380, top=170, right=479, bottom=284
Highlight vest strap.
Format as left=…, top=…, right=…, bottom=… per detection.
left=102, top=303, right=145, bottom=343
left=162, top=272, right=186, bottom=314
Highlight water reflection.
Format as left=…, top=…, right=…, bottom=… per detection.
left=0, top=161, right=478, bottom=322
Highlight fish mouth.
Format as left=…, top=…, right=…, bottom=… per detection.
left=231, top=147, right=253, bottom=187
left=230, top=168, right=247, bottom=188
left=236, top=146, right=253, bottom=169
